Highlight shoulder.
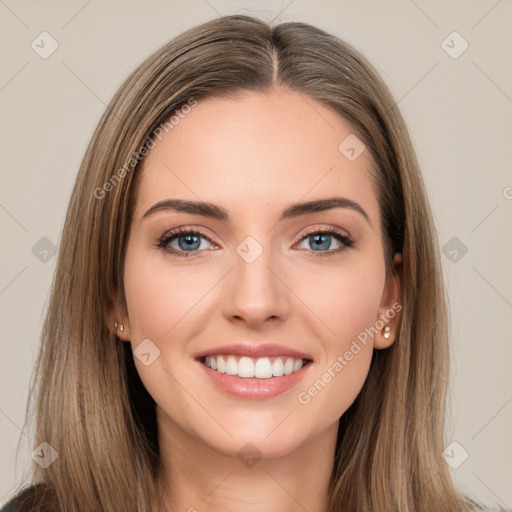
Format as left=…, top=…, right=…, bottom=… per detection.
left=1, top=483, right=55, bottom=512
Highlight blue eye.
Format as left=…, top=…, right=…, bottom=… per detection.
left=156, top=226, right=354, bottom=258
left=157, top=228, right=212, bottom=257
left=296, top=229, right=354, bottom=256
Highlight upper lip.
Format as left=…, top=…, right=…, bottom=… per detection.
left=195, top=343, right=313, bottom=361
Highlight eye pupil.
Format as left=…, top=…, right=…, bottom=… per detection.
left=180, top=234, right=200, bottom=250
left=311, top=234, right=331, bottom=250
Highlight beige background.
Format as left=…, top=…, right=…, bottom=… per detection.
left=1, top=0, right=511, bottom=508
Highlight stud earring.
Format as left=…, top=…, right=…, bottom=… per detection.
left=119, top=324, right=124, bottom=332
left=383, top=325, right=391, bottom=339
left=114, top=322, right=118, bottom=329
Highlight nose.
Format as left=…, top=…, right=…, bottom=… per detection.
left=221, top=247, right=290, bottom=329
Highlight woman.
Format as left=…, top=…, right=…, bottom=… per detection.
left=2, top=14, right=500, bottom=512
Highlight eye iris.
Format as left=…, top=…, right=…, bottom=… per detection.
left=179, top=234, right=200, bottom=250
left=310, top=234, right=331, bottom=250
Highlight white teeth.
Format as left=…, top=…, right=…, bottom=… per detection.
left=284, top=358, right=295, bottom=375
left=202, top=355, right=308, bottom=378
left=216, top=355, right=226, bottom=373
left=254, top=357, right=273, bottom=379
left=237, top=356, right=255, bottom=378
left=272, top=358, right=284, bottom=377
left=226, top=356, right=238, bottom=375
left=293, top=359, right=303, bottom=372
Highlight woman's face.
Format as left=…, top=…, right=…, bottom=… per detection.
left=116, top=88, right=402, bottom=459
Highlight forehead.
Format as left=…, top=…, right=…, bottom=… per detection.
left=134, top=88, right=380, bottom=228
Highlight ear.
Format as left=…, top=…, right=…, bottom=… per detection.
left=374, top=252, right=403, bottom=349
left=105, top=289, right=132, bottom=341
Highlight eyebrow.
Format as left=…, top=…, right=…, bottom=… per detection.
left=142, top=196, right=371, bottom=226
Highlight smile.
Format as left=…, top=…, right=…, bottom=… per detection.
left=196, top=355, right=313, bottom=400
left=202, top=355, right=308, bottom=379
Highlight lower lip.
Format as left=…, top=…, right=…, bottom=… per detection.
left=195, top=359, right=313, bottom=400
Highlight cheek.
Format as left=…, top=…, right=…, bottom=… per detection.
left=294, top=257, right=385, bottom=352
left=122, top=246, right=213, bottom=407
left=123, top=244, right=216, bottom=342
left=332, top=281, right=383, bottom=351
left=292, top=260, right=384, bottom=414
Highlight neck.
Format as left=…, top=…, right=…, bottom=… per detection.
left=153, top=407, right=338, bottom=512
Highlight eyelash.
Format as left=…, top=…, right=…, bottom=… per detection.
left=155, top=225, right=355, bottom=258
left=156, top=227, right=355, bottom=258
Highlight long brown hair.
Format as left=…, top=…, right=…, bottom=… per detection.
left=5, top=14, right=487, bottom=512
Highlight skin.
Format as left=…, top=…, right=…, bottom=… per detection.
left=110, top=88, right=402, bottom=512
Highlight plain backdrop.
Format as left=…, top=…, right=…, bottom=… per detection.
left=1, top=0, right=511, bottom=508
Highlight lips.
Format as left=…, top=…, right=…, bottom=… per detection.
left=195, top=343, right=313, bottom=361
left=194, top=343, right=314, bottom=399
